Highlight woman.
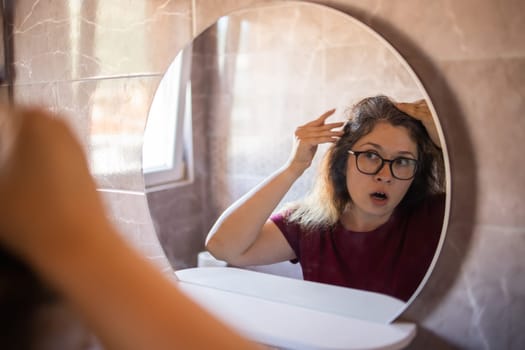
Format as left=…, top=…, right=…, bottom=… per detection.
left=206, top=95, right=445, bottom=301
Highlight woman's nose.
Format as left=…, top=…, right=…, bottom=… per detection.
left=375, top=163, right=393, bottom=182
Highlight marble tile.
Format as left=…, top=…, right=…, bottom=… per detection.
left=54, top=75, right=162, bottom=191
left=310, top=0, right=525, bottom=62
left=191, top=6, right=330, bottom=98
left=320, top=3, right=377, bottom=48
left=193, top=0, right=273, bottom=36
left=438, top=57, right=525, bottom=227
left=225, top=2, right=326, bottom=54
left=189, top=51, right=219, bottom=96
left=404, top=224, right=525, bottom=350
left=324, top=44, right=425, bottom=110
left=188, top=94, right=211, bottom=178
left=11, top=0, right=193, bottom=83
left=100, top=190, right=171, bottom=271
left=12, top=81, right=58, bottom=110
left=12, top=82, right=97, bottom=150
left=204, top=90, right=334, bottom=218
left=194, top=1, right=377, bottom=61
left=11, top=79, right=158, bottom=198
left=146, top=183, right=208, bottom=269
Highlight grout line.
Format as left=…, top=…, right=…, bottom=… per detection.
left=476, top=224, right=525, bottom=234
left=97, top=188, right=145, bottom=196
left=191, top=0, right=197, bottom=37
left=10, top=73, right=165, bottom=87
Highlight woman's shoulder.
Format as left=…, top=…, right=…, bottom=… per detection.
left=270, top=207, right=295, bottom=223
left=271, top=206, right=332, bottom=238
left=270, top=207, right=300, bottom=234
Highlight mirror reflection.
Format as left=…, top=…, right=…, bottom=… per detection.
left=143, top=1, right=448, bottom=315
left=206, top=95, right=446, bottom=303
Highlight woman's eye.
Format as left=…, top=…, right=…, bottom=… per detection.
left=394, top=158, right=413, bottom=167
left=363, top=152, right=380, bottom=160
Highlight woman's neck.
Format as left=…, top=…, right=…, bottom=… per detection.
left=340, top=204, right=392, bottom=232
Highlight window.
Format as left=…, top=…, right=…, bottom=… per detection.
left=142, top=46, right=193, bottom=189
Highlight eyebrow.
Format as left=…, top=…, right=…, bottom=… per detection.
left=356, top=142, right=418, bottom=158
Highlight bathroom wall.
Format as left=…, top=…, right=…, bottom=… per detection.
left=2, top=0, right=524, bottom=349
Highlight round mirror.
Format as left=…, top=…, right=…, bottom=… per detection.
left=143, top=1, right=450, bottom=322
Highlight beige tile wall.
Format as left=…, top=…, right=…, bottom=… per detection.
left=4, top=0, right=524, bottom=349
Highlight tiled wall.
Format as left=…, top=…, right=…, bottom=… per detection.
left=3, top=0, right=524, bottom=349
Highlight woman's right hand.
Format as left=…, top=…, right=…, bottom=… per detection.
left=287, top=108, right=344, bottom=175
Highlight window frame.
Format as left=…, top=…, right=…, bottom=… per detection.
left=143, top=46, right=193, bottom=190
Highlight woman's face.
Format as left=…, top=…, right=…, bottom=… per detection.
left=345, top=121, right=418, bottom=225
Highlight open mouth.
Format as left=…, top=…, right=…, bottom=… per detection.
left=371, top=192, right=388, bottom=201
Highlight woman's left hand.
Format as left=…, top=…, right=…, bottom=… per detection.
left=395, top=99, right=441, bottom=148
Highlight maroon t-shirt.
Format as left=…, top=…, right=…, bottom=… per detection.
left=270, top=194, right=445, bottom=301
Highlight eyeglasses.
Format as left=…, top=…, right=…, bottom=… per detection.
left=348, top=150, right=418, bottom=180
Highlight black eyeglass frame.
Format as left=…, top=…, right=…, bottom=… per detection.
left=347, top=150, right=419, bottom=180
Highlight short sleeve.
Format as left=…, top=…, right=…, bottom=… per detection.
left=270, top=211, right=301, bottom=263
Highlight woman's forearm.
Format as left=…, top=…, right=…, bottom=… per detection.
left=205, top=164, right=302, bottom=263
left=206, top=109, right=341, bottom=264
